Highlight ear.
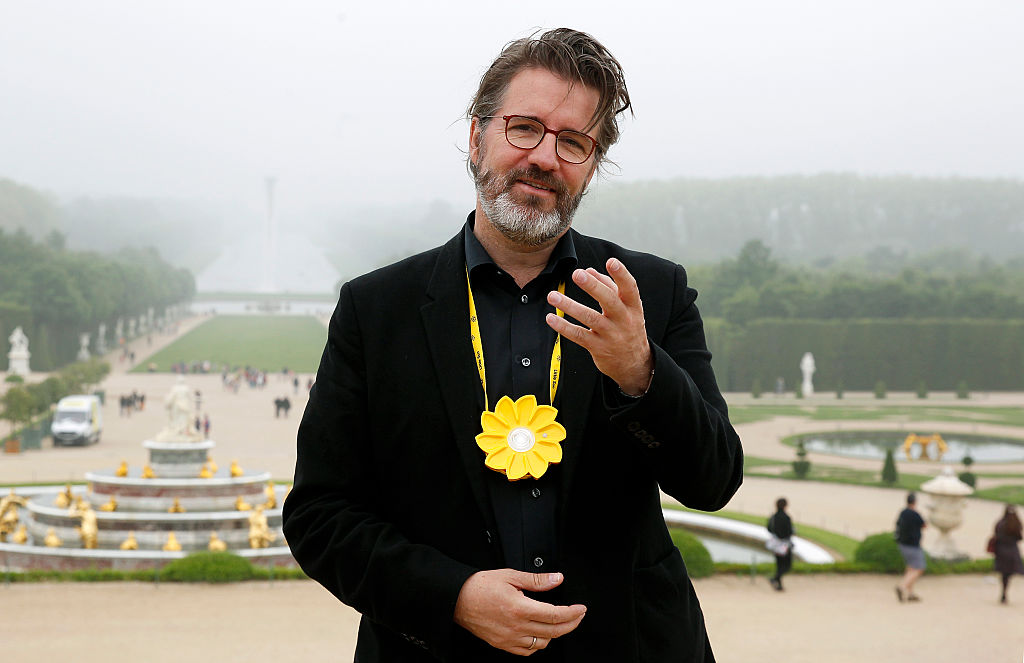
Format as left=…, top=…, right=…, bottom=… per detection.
left=582, top=159, right=598, bottom=190
left=469, top=116, right=482, bottom=169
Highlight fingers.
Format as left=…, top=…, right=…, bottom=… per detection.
left=508, top=570, right=564, bottom=593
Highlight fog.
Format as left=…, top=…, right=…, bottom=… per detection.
left=2, top=0, right=1023, bottom=236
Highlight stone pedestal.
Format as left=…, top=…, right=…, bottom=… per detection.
left=7, top=350, right=30, bottom=377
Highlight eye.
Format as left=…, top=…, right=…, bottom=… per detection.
left=507, top=119, right=542, bottom=138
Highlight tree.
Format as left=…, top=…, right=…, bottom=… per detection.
left=1, top=385, right=34, bottom=440
left=881, top=448, right=899, bottom=485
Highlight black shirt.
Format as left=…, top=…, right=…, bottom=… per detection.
left=897, top=507, right=925, bottom=546
left=464, top=213, right=577, bottom=574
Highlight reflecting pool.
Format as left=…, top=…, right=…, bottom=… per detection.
left=796, top=430, right=1024, bottom=463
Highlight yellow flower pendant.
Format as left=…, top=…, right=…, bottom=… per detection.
left=476, top=395, right=565, bottom=481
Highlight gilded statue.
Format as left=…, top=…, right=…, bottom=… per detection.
left=44, top=527, right=62, bottom=547
left=69, top=501, right=99, bottom=549
left=248, top=505, right=275, bottom=548
left=208, top=532, right=228, bottom=552
left=142, top=464, right=156, bottom=479
left=168, top=498, right=185, bottom=513
left=207, top=456, right=218, bottom=474
left=11, top=524, right=28, bottom=544
left=120, top=532, right=139, bottom=550
left=264, top=481, right=277, bottom=509
left=902, top=433, right=948, bottom=461
left=230, top=460, right=244, bottom=477
left=0, top=489, right=27, bottom=542
left=115, top=460, right=128, bottom=477
left=235, top=495, right=252, bottom=511
left=54, top=484, right=74, bottom=508
left=163, top=532, right=182, bottom=551
left=198, top=464, right=213, bottom=479
left=99, top=497, right=118, bottom=512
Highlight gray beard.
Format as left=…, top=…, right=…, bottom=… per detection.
left=475, top=166, right=584, bottom=247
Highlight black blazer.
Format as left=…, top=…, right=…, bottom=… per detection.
left=283, top=228, right=743, bottom=662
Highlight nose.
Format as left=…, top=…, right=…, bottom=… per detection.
left=527, top=132, right=560, bottom=172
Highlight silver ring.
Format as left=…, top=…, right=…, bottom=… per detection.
left=528, top=636, right=537, bottom=650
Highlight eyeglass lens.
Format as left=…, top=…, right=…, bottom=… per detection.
left=504, top=116, right=594, bottom=164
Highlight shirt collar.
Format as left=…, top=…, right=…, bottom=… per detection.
left=463, top=211, right=578, bottom=279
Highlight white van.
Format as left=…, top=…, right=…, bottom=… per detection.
left=51, top=395, right=103, bottom=446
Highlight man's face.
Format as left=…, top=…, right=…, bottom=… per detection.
left=470, top=67, right=600, bottom=247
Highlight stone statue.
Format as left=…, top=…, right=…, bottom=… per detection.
left=0, top=489, right=28, bottom=542
left=77, top=333, right=91, bottom=361
left=155, top=377, right=202, bottom=442
left=6, top=326, right=31, bottom=376
left=96, top=323, right=107, bottom=355
left=248, top=506, right=275, bottom=548
left=800, top=352, right=816, bottom=397
left=69, top=501, right=99, bottom=549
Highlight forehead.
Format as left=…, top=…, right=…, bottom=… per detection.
left=498, top=67, right=601, bottom=135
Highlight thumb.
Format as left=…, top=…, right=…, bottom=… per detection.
left=508, top=571, right=564, bottom=592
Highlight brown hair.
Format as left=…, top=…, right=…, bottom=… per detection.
left=1003, top=505, right=1023, bottom=538
left=467, top=28, right=632, bottom=176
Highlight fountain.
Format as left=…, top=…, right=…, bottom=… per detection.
left=0, top=380, right=294, bottom=571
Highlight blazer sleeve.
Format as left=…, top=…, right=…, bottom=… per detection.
left=282, top=283, right=477, bottom=656
left=606, top=263, right=743, bottom=511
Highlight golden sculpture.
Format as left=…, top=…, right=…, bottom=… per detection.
left=207, top=456, right=218, bottom=474
left=902, top=433, right=948, bottom=461
left=69, top=501, right=99, bottom=549
left=230, top=460, right=244, bottom=478
left=11, top=524, right=28, bottom=544
left=263, top=481, right=277, bottom=509
left=44, top=527, right=62, bottom=547
left=234, top=495, right=252, bottom=511
left=98, top=496, right=118, bottom=512
left=167, top=498, right=186, bottom=513
left=54, top=484, right=74, bottom=508
left=115, top=460, right=128, bottom=477
left=120, top=532, right=139, bottom=550
left=247, top=505, right=275, bottom=548
left=163, top=532, right=182, bottom=551
left=142, top=464, right=155, bottom=479
left=0, top=488, right=28, bottom=542
left=198, top=464, right=213, bottom=479
left=208, top=532, right=228, bottom=552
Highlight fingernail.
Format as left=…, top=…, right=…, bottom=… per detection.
left=549, top=292, right=562, bottom=304
left=609, top=258, right=621, bottom=270
left=547, top=573, right=562, bottom=583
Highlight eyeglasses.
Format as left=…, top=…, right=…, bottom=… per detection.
left=484, top=115, right=598, bottom=164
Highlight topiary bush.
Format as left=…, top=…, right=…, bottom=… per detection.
left=915, top=380, right=928, bottom=399
left=835, top=379, right=844, bottom=400
left=874, top=381, right=887, bottom=399
left=792, top=440, right=811, bottom=478
left=854, top=532, right=905, bottom=573
left=956, top=380, right=970, bottom=399
left=881, top=448, right=899, bottom=486
left=669, top=529, right=714, bottom=579
left=751, top=378, right=762, bottom=399
left=958, top=454, right=976, bottom=488
left=159, top=551, right=256, bottom=583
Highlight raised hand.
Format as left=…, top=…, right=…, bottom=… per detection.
left=546, top=258, right=654, bottom=396
left=453, top=569, right=587, bottom=656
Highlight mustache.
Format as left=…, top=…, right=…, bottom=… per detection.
left=502, top=167, right=569, bottom=197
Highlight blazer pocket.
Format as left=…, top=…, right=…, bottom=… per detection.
left=632, top=547, right=708, bottom=662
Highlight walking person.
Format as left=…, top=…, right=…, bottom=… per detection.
left=992, top=505, right=1024, bottom=604
left=895, top=492, right=927, bottom=602
left=766, top=497, right=794, bottom=591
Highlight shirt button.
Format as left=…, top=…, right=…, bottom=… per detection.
left=521, top=357, right=531, bottom=367
left=531, top=487, right=541, bottom=498
left=521, top=294, right=529, bottom=304
left=533, top=556, right=544, bottom=568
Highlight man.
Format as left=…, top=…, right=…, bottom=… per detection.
left=766, top=497, right=794, bottom=591
left=283, top=28, right=743, bottom=662
left=895, top=492, right=927, bottom=602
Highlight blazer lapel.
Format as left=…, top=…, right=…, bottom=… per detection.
left=420, top=232, right=498, bottom=535
left=555, top=231, right=600, bottom=516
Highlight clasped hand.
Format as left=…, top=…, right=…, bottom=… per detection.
left=454, top=569, right=586, bottom=656
left=546, top=258, right=653, bottom=396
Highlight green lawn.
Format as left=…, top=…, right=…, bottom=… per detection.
left=730, top=403, right=1024, bottom=427
left=131, top=315, right=327, bottom=373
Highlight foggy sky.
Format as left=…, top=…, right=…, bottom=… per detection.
left=2, top=0, right=1022, bottom=222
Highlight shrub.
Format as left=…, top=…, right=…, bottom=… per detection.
left=874, top=381, right=887, bottom=399
left=669, top=529, right=714, bottom=579
left=4, top=374, right=24, bottom=384
left=159, top=551, right=256, bottom=583
left=915, top=380, right=928, bottom=399
left=881, top=448, right=899, bottom=485
left=792, top=440, right=811, bottom=478
left=835, top=379, right=844, bottom=400
left=794, top=384, right=803, bottom=399
left=751, top=378, right=762, bottom=399
left=854, top=533, right=905, bottom=573
left=956, top=380, right=969, bottom=399
left=959, top=454, right=976, bottom=487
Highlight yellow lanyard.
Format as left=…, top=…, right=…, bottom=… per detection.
left=466, top=268, right=564, bottom=411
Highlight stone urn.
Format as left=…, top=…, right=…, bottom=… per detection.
left=919, top=467, right=973, bottom=560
